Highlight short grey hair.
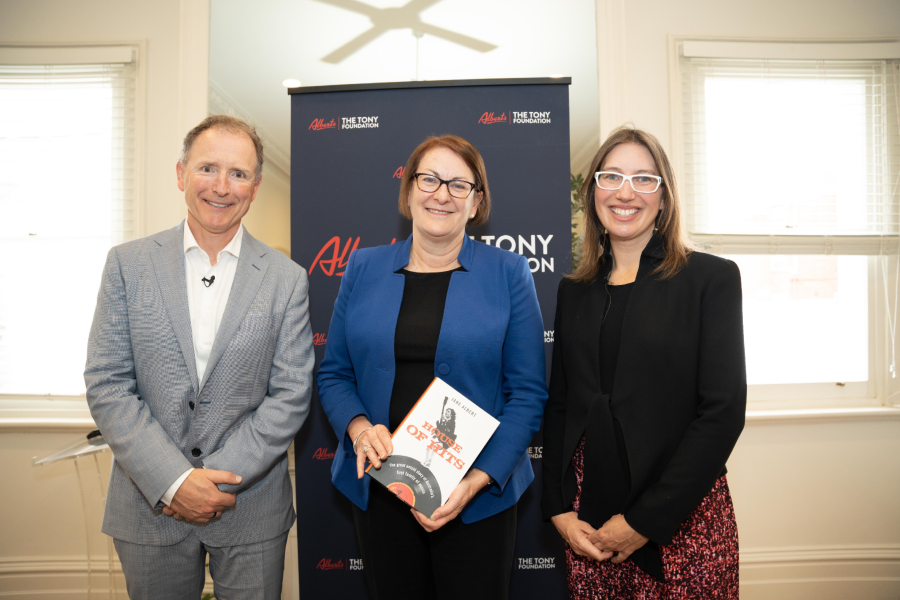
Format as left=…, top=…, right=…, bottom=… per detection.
left=180, top=115, right=264, bottom=181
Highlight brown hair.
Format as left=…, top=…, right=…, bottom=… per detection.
left=398, top=135, right=491, bottom=226
left=180, top=115, right=264, bottom=181
left=569, top=125, right=693, bottom=283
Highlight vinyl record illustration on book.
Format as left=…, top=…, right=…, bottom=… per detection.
left=369, top=455, right=442, bottom=516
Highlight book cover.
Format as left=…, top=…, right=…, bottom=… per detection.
left=366, top=377, right=500, bottom=516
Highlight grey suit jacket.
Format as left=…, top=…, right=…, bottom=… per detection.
left=85, top=222, right=314, bottom=547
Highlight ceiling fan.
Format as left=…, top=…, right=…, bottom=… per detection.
left=312, top=0, right=498, bottom=63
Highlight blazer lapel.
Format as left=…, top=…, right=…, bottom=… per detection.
left=148, top=223, right=200, bottom=394
left=200, top=229, right=269, bottom=391
left=559, top=275, right=608, bottom=469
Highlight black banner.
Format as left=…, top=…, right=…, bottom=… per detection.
left=291, top=78, right=571, bottom=598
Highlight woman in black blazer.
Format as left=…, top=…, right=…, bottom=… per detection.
left=542, top=126, right=746, bottom=598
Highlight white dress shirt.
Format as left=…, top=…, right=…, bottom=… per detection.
left=161, top=221, right=242, bottom=507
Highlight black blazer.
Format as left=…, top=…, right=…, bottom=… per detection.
left=541, top=236, right=746, bottom=546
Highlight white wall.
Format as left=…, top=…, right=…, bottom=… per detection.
left=595, top=0, right=900, bottom=596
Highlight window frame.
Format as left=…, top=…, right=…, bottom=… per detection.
left=0, top=42, right=146, bottom=408
left=667, top=35, right=900, bottom=410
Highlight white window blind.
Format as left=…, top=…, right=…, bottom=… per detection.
left=681, top=57, right=900, bottom=241
left=0, top=60, right=136, bottom=396
left=677, top=46, right=900, bottom=403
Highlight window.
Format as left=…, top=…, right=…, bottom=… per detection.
left=0, top=46, right=139, bottom=398
left=673, top=39, right=900, bottom=407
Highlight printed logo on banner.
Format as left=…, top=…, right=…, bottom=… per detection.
left=512, top=111, right=552, bottom=124
left=528, top=446, right=543, bottom=459
left=517, top=557, right=556, bottom=570
left=478, top=111, right=508, bottom=125
left=544, top=330, right=554, bottom=343
left=341, top=116, right=379, bottom=129
left=309, top=237, right=360, bottom=277
left=308, top=118, right=337, bottom=131
left=309, top=237, right=397, bottom=277
left=470, top=234, right=555, bottom=273
left=393, top=166, right=405, bottom=179
left=316, top=559, right=345, bottom=571
left=313, top=333, right=327, bottom=346
left=349, top=559, right=364, bottom=571
left=312, top=448, right=335, bottom=460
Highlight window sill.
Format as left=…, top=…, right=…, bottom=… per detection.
left=2, top=399, right=899, bottom=432
left=0, top=397, right=96, bottom=433
left=746, top=406, right=900, bottom=424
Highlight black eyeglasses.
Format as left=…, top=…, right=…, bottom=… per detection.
left=413, top=173, right=477, bottom=199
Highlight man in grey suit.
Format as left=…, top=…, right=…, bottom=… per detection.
left=85, top=115, right=313, bottom=600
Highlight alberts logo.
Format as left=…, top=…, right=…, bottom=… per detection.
left=478, top=111, right=507, bottom=125
left=309, top=237, right=397, bottom=277
left=313, top=333, right=327, bottom=346
left=308, top=118, right=336, bottom=131
left=342, top=116, right=379, bottom=129
left=316, top=558, right=344, bottom=570
left=512, top=111, right=552, bottom=124
left=393, top=166, right=405, bottom=179
left=470, top=234, right=555, bottom=273
left=312, top=448, right=335, bottom=460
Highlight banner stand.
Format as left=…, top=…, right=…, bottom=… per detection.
left=290, top=78, right=572, bottom=599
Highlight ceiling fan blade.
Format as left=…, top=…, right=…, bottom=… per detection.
left=321, top=26, right=388, bottom=63
left=309, top=0, right=379, bottom=17
left=418, top=23, right=497, bottom=53
left=402, top=0, right=444, bottom=12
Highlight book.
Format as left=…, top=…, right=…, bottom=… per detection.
left=365, top=377, right=500, bottom=517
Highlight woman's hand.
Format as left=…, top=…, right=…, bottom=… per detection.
left=588, top=514, right=649, bottom=563
left=347, top=415, right=393, bottom=479
left=551, top=512, right=614, bottom=562
left=412, top=468, right=490, bottom=532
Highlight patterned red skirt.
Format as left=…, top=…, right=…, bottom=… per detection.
left=566, top=438, right=739, bottom=599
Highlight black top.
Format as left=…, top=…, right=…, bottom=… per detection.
left=593, top=281, right=663, bottom=579
left=599, top=282, right=633, bottom=397
left=542, top=235, right=746, bottom=566
left=387, top=268, right=462, bottom=431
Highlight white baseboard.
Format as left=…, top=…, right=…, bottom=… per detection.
left=2, top=545, right=897, bottom=600
left=740, top=545, right=900, bottom=600
left=0, top=556, right=211, bottom=599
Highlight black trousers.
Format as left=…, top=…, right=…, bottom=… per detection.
left=352, top=482, right=517, bottom=600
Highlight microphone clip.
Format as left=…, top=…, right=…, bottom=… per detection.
left=202, top=275, right=215, bottom=288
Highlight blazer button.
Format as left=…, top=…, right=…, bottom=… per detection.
left=189, top=401, right=195, bottom=410
left=438, top=363, right=450, bottom=376
left=191, top=448, right=202, bottom=457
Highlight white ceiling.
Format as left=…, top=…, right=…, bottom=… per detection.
left=210, top=0, right=600, bottom=178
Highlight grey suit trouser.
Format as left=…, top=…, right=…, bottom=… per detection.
left=113, top=530, right=288, bottom=600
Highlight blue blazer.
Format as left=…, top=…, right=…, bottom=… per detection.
left=317, top=234, right=548, bottom=523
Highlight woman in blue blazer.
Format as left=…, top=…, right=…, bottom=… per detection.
left=317, top=134, right=548, bottom=600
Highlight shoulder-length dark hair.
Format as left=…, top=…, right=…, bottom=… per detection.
left=398, top=135, right=492, bottom=226
left=569, top=125, right=693, bottom=283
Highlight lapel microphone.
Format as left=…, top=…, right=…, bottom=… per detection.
left=202, top=275, right=215, bottom=288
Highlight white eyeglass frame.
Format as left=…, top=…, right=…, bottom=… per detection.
left=594, top=171, right=663, bottom=193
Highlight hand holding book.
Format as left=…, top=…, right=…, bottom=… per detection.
left=347, top=415, right=393, bottom=478
left=411, top=467, right=492, bottom=532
